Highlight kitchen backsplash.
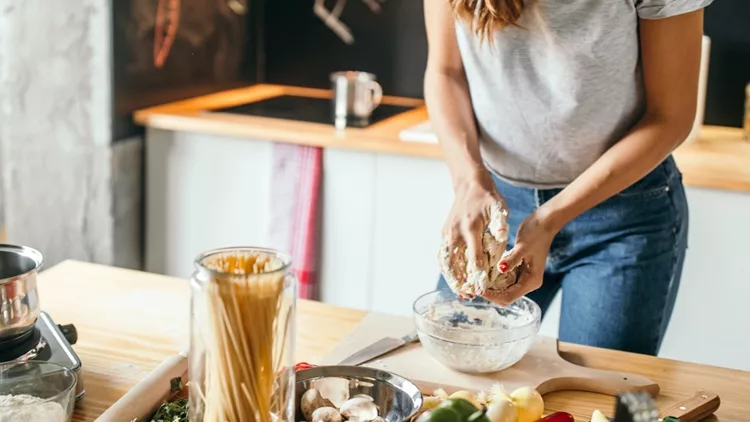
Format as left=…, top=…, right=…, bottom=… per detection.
left=702, top=0, right=750, bottom=127
left=111, top=0, right=749, bottom=133
left=263, top=0, right=426, bottom=99
left=112, top=0, right=260, bottom=140
left=262, top=0, right=748, bottom=128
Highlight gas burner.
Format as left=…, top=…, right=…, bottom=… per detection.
left=0, top=312, right=84, bottom=400
left=0, top=327, right=45, bottom=362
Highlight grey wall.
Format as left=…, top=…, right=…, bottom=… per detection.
left=0, top=0, right=142, bottom=269
left=0, top=0, right=259, bottom=268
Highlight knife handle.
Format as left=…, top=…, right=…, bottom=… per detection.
left=660, top=391, right=720, bottom=422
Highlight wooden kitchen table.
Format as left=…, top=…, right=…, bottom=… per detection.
left=38, top=261, right=750, bottom=422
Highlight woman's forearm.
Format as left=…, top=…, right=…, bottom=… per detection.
left=536, top=11, right=702, bottom=233
left=424, top=69, right=486, bottom=190
left=538, top=115, right=693, bottom=232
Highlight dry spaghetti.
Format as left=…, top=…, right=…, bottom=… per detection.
left=190, top=249, right=294, bottom=422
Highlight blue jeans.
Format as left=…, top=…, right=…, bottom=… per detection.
left=437, top=156, right=688, bottom=356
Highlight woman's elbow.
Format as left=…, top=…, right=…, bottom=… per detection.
left=646, top=105, right=697, bottom=146
left=671, top=109, right=698, bottom=144
left=424, top=67, right=451, bottom=98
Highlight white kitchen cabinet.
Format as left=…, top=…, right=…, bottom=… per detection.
left=368, top=154, right=454, bottom=316
left=145, top=129, right=274, bottom=278
left=318, top=149, right=377, bottom=311
left=146, top=129, right=750, bottom=370
left=318, top=152, right=454, bottom=314
left=537, top=186, right=750, bottom=371
left=661, top=186, right=750, bottom=370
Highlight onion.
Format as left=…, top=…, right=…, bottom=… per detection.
left=489, top=385, right=513, bottom=404
left=449, top=390, right=482, bottom=409
left=486, top=398, right=519, bottom=422
left=591, top=410, right=609, bottom=422
left=509, top=387, right=544, bottom=422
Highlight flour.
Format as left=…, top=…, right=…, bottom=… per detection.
left=0, top=394, right=68, bottom=422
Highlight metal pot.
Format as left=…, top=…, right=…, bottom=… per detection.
left=0, top=245, right=42, bottom=340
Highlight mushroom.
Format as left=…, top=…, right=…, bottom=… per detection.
left=311, top=377, right=351, bottom=408
left=312, top=407, right=343, bottom=422
left=301, top=389, right=334, bottom=421
left=340, top=397, right=379, bottom=421
left=352, top=394, right=374, bottom=402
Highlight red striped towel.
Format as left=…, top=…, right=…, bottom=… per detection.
left=268, top=143, right=323, bottom=300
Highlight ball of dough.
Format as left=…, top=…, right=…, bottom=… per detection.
left=438, top=201, right=517, bottom=297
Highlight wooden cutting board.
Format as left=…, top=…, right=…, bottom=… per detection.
left=322, top=313, right=660, bottom=397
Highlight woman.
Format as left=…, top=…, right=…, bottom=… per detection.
left=428, top=0, right=711, bottom=356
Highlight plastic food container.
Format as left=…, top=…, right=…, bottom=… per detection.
left=0, top=361, right=77, bottom=422
left=413, top=290, right=541, bottom=373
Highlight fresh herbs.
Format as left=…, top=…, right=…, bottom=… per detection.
left=136, top=377, right=188, bottom=422
left=149, top=397, right=188, bottom=422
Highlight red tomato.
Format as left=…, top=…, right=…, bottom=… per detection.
left=535, top=412, right=575, bottom=422
left=294, top=362, right=316, bottom=371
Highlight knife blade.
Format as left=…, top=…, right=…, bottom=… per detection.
left=338, top=331, right=419, bottom=366
left=590, top=390, right=720, bottom=422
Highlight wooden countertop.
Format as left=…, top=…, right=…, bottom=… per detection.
left=40, top=260, right=750, bottom=421
left=134, top=84, right=750, bottom=193
left=672, top=126, right=750, bottom=192
left=134, top=84, right=443, bottom=159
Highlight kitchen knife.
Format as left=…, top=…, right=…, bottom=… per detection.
left=659, top=391, right=720, bottom=422
left=591, top=391, right=720, bottom=422
left=338, top=331, right=419, bottom=366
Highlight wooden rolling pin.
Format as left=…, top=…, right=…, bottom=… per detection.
left=95, top=349, right=189, bottom=422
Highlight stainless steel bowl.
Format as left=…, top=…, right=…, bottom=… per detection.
left=295, top=366, right=423, bottom=422
left=0, top=245, right=43, bottom=340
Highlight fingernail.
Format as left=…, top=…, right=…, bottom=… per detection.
left=499, top=261, right=508, bottom=273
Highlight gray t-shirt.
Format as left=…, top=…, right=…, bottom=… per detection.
left=455, top=0, right=714, bottom=188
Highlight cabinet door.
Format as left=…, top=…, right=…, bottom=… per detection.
left=537, top=186, right=750, bottom=370
left=368, top=155, right=454, bottom=316
left=657, top=186, right=750, bottom=370
left=145, top=130, right=274, bottom=278
left=318, top=149, right=376, bottom=311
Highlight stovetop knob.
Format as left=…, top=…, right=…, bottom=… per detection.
left=58, top=324, right=78, bottom=345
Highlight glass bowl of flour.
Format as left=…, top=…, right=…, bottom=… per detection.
left=0, top=361, right=77, bottom=422
left=413, top=290, right=541, bottom=373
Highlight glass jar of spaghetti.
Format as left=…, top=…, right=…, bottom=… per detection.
left=189, top=247, right=297, bottom=422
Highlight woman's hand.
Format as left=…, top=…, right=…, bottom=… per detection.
left=443, top=170, right=505, bottom=277
left=484, top=209, right=558, bottom=306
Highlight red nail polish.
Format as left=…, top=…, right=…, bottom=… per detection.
left=499, top=262, right=508, bottom=273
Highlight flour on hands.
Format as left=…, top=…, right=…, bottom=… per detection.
left=439, top=201, right=519, bottom=297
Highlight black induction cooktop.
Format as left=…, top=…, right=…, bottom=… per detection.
left=212, top=95, right=416, bottom=128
